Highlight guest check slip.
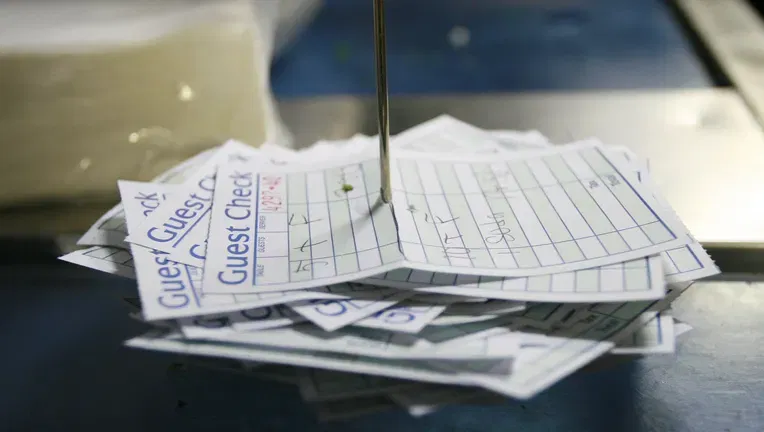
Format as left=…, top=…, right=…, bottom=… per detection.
left=60, top=115, right=719, bottom=416
left=126, top=142, right=691, bottom=294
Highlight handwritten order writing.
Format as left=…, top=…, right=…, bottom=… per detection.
left=217, top=170, right=255, bottom=286
left=145, top=174, right=215, bottom=245
left=481, top=212, right=515, bottom=244
left=260, top=175, right=283, bottom=212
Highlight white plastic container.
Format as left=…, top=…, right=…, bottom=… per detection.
left=0, top=0, right=319, bottom=207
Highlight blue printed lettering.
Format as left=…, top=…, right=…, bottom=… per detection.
left=144, top=177, right=214, bottom=245
left=216, top=171, right=255, bottom=286
left=216, top=226, right=251, bottom=285
left=224, top=171, right=253, bottom=220
left=150, top=249, right=190, bottom=309
left=189, top=243, right=206, bottom=260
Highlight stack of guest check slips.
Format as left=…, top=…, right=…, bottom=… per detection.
left=60, top=115, right=718, bottom=421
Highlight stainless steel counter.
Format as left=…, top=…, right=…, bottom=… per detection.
left=280, top=88, right=764, bottom=252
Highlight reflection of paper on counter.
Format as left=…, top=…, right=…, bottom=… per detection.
left=612, top=312, right=675, bottom=355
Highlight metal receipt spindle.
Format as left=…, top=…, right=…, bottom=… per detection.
left=373, top=0, right=392, bottom=203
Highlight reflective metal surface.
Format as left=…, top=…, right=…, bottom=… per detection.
left=279, top=89, right=764, bottom=248
left=677, top=0, right=764, bottom=125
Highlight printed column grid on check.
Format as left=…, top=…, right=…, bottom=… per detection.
left=253, top=172, right=291, bottom=285
left=98, top=211, right=128, bottom=234
left=565, top=148, right=676, bottom=248
left=85, top=246, right=134, bottom=266
left=396, top=159, right=453, bottom=267
left=251, top=159, right=402, bottom=289
left=388, top=147, right=686, bottom=275
left=663, top=246, right=704, bottom=275
left=415, top=159, right=476, bottom=269
left=396, top=155, right=635, bottom=268
left=372, top=255, right=656, bottom=296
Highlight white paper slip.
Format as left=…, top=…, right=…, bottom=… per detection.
left=288, top=286, right=415, bottom=332
left=476, top=338, right=613, bottom=399
left=202, top=152, right=404, bottom=293
left=367, top=254, right=665, bottom=303
left=297, top=368, right=417, bottom=402
left=117, top=180, right=369, bottom=321
left=76, top=147, right=217, bottom=248
left=440, top=299, right=528, bottom=318
left=601, top=147, right=718, bottom=283
left=674, top=319, right=693, bottom=338
left=460, top=319, right=621, bottom=397
left=76, top=205, right=130, bottom=249
left=361, top=126, right=706, bottom=302
left=59, top=246, right=136, bottom=279
left=230, top=305, right=306, bottom=331
left=392, top=115, right=507, bottom=154
left=176, top=322, right=520, bottom=360
left=521, top=285, right=684, bottom=348
left=200, top=141, right=689, bottom=294
left=126, top=327, right=544, bottom=400
left=367, top=139, right=715, bottom=303
left=434, top=292, right=677, bottom=399
left=415, top=315, right=521, bottom=347
left=179, top=305, right=306, bottom=338
left=391, top=142, right=691, bottom=277
left=490, top=130, right=553, bottom=150
left=127, top=330, right=469, bottom=388
left=428, top=314, right=508, bottom=327
left=352, top=302, right=449, bottom=334
left=298, top=137, right=375, bottom=162
left=428, top=302, right=550, bottom=329
left=663, top=244, right=717, bottom=283
left=612, top=312, right=675, bottom=355
left=125, top=140, right=262, bottom=267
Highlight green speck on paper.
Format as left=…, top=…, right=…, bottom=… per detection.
left=342, top=184, right=354, bottom=192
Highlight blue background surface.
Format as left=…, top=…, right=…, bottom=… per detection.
left=271, top=0, right=711, bottom=97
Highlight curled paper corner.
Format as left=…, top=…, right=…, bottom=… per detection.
left=673, top=318, right=694, bottom=337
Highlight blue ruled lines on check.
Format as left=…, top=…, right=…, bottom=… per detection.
left=200, top=141, right=694, bottom=295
